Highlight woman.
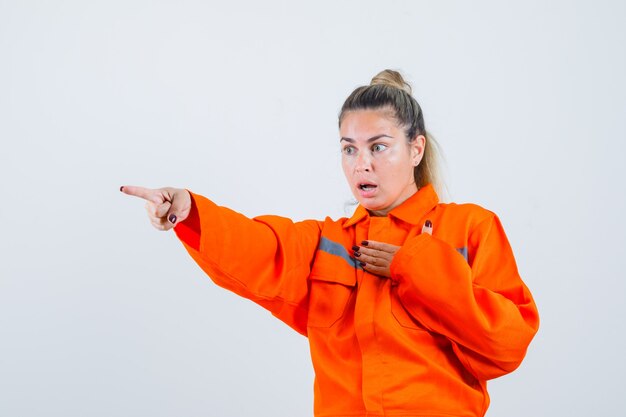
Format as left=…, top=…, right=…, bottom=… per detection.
left=122, top=70, right=539, bottom=417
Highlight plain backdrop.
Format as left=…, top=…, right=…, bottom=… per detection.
left=1, top=1, right=625, bottom=416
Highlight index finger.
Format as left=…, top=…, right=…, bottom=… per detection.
left=360, top=240, right=400, bottom=253
left=120, top=185, right=162, bottom=204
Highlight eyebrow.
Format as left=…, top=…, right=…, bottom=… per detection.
left=340, top=134, right=393, bottom=143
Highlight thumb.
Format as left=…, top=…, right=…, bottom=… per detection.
left=421, top=219, right=433, bottom=235
left=162, top=188, right=192, bottom=226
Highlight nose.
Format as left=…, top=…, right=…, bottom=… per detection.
left=355, top=151, right=372, bottom=172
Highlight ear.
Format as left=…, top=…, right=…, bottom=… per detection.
left=411, top=134, right=426, bottom=166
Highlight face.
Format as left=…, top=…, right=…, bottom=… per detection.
left=340, top=109, right=425, bottom=216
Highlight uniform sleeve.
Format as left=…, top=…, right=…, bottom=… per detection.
left=173, top=191, right=322, bottom=336
left=389, top=214, right=539, bottom=380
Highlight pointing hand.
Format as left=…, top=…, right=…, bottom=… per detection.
left=120, top=185, right=192, bottom=231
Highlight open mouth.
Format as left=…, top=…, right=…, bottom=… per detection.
left=358, top=183, right=377, bottom=191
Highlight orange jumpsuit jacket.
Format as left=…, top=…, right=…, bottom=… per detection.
left=173, top=184, right=539, bottom=417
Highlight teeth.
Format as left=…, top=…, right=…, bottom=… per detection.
left=360, top=184, right=375, bottom=190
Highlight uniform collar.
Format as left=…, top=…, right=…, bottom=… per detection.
left=342, top=184, right=439, bottom=228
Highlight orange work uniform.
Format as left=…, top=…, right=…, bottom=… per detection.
left=173, top=184, right=539, bottom=417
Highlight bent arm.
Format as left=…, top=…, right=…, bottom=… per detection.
left=390, top=215, right=539, bottom=380
left=174, top=191, right=321, bottom=335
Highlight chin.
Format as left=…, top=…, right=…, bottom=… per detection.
left=361, top=201, right=386, bottom=212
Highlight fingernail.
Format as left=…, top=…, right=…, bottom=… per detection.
left=422, top=219, right=433, bottom=235
left=354, top=252, right=361, bottom=257
left=352, top=245, right=359, bottom=251
left=168, top=214, right=177, bottom=224
left=359, top=262, right=366, bottom=267
left=361, top=241, right=369, bottom=246
left=120, top=186, right=124, bottom=192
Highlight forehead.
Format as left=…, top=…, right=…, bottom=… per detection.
left=340, top=109, right=402, bottom=140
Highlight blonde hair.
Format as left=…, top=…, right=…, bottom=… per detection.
left=339, top=69, right=444, bottom=196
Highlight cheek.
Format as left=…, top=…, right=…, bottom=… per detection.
left=378, top=154, right=412, bottom=178
left=341, top=154, right=356, bottom=169
left=378, top=153, right=401, bottom=170
left=341, top=158, right=352, bottom=178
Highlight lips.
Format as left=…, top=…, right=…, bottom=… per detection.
left=357, top=182, right=378, bottom=197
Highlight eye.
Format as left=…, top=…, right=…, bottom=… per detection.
left=342, top=145, right=356, bottom=155
left=372, top=143, right=387, bottom=152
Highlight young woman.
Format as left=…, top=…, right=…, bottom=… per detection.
left=122, top=70, right=539, bottom=417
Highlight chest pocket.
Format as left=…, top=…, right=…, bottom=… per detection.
left=307, top=274, right=356, bottom=328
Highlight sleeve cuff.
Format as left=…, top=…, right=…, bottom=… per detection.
left=173, top=190, right=201, bottom=251
left=389, top=233, right=431, bottom=284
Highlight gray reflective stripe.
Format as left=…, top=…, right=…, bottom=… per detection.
left=320, top=237, right=467, bottom=267
left=318, top=237, right=362, bottom=270
left=456, top=247, right=468, bottom=262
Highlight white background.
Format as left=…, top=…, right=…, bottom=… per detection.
left=1, top=1, right=625, bottom=416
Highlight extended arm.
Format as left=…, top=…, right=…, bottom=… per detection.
left=121, top=185, right=321, bottom=335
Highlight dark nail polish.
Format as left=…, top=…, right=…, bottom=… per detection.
left=168, top=214, right=177, bottom=224
left=359, top=262, right=366, bottom=267
left=120, top=186, right=124, bottom=192
left=354, top=252, right=361, bottom=257
left=352, top=245, right=359, bottom=251
left=361, top=241, right=369, bottom=246
left=425, top=220, right=432, bottom=228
